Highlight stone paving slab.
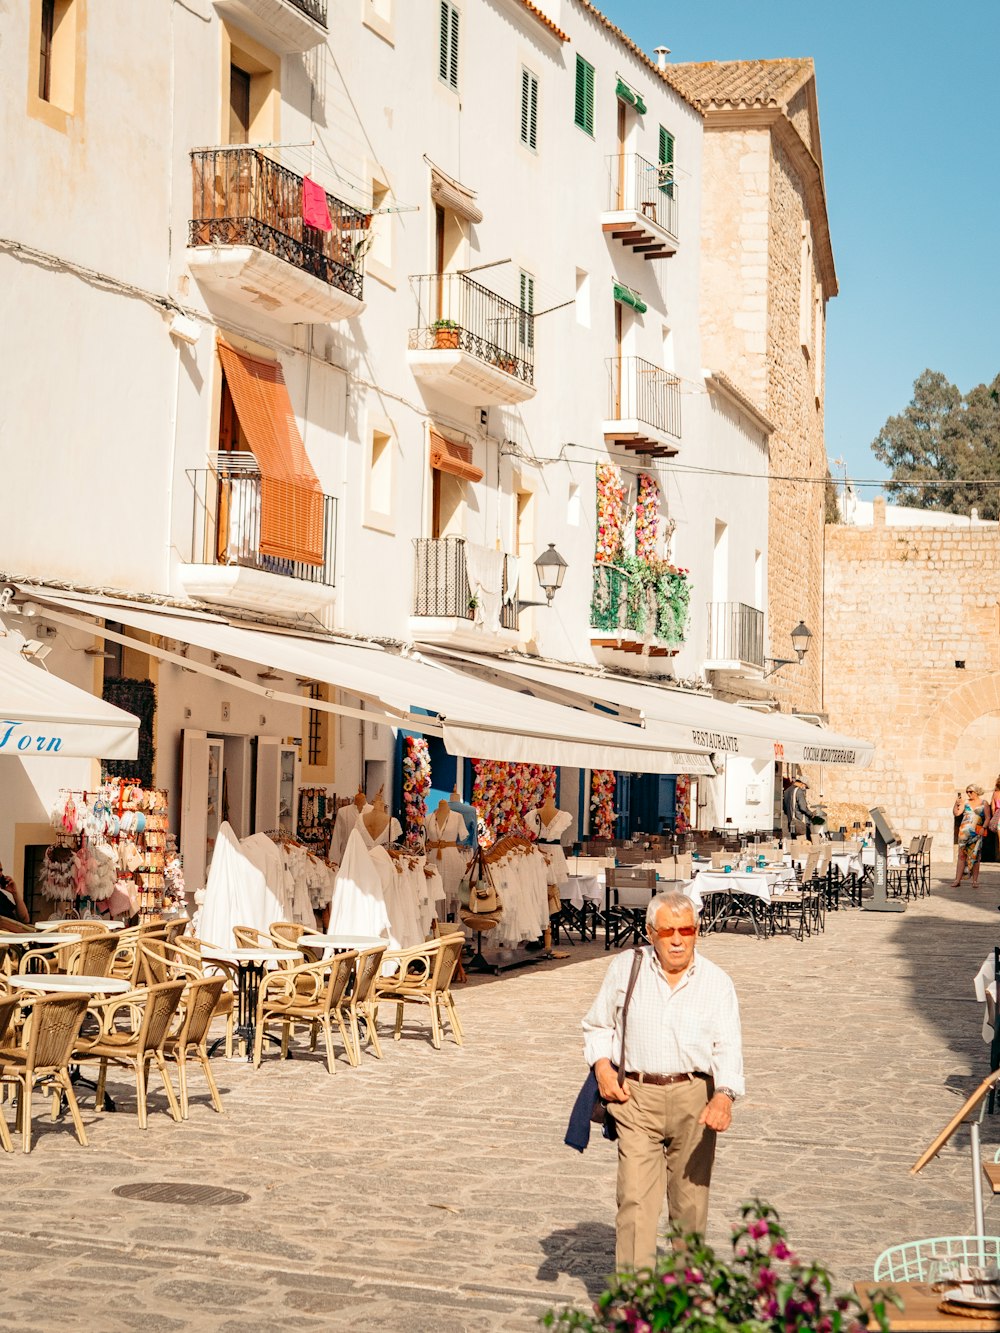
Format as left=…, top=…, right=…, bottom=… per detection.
left=5, top=868, right=1000, bottom=1328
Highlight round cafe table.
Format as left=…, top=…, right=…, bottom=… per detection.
left=202, top=947, right=301, bottom=1062
left=9, top=973, right=131, bottom=994
left=0, top=931, right=82, bottom=976
left=299, top=934, right=384, bottom=951
left=36, top=919, right=126, bottom=932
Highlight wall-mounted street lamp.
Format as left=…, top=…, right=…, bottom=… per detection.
left=763, top=620, right=813, bottom=679
left=518, top=543, right=568, bottom=611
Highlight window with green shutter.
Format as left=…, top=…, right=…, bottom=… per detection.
left=439, top=0, right=459, bottom=91
left=658, top=126, right=675, bottom=197
left=520, top=67, right=539, bottom=150
left=519, top=270, right=535, bottom=350
left=574, top=54, right=594, bottom=136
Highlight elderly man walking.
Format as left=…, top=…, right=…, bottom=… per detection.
left=582, top=891, right=743, bottom=1270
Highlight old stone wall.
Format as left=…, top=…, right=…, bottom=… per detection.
left=822, top=511, right=1000, bottom=850
left=764, top=135, right=826, bottom=714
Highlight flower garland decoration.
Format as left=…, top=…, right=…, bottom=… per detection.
left=635, top=473, right=660, bottom=562
left=472, top=760, right=556, bottom=844
left=674, top=774, right=691, bottom=835
left=590, top=769, right=617, bottom=839
left=595, top=462, right=625, bottom=564
left=402, top=737, right=431, bottom=843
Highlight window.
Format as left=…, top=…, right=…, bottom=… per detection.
left=366, top=426, right=394, bottom=529
left=799, top=222, right=813, bottom=354
left=575, top=268, right=590, bottom=328
left=223, top=29, right=280, bottom=146
left=519, top=270, right=535, bottom=351
left=438, top=0, right=459, bottom=91
left=38, top=0, right=54, bottom=101
left=304, top=683, right=332, bottom=771
left=574, top=54, right=594, bottom=135
left=658, top=126, right=675, bottom=197
left=813, top=292, right=824, bottom=402
left=32, top=0, right=81, bottom=121
left=229, top=65, right=252, bottom=144
left=520, top=67, right=539, bottom=150
left=363, top=0, right=393, bottom=43
left=367, top=175, right=393, bottom=280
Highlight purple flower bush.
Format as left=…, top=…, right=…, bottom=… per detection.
left=543, top=1201, right=895, bottom=1333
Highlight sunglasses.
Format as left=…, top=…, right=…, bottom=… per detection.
left=649, top=924, right=697, bottom=939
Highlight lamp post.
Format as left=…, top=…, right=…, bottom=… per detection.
left=519, top=543, right=568, bottom=610
left=764, top=620, right=813, bottom=679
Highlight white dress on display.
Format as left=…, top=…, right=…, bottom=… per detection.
left=197, top=823, right=283, bottom=950
left=372, top=847, right=424, bottom=951
left=424, top=809, right=471, bottom=910
left=327, top=829, right=391, bottom=941
left=524, top=809, right=573, bottom=886
left=366, top=816, right=402, bottom=849
left=330, top=803, right=371, bottom=864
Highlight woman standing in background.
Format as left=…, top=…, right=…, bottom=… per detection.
left=952, top=784, right=990, bottom=888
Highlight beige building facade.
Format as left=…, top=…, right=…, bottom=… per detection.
left=666, top=59, right=837, bottom=714
left=822, top=498, right=1000, bottom=850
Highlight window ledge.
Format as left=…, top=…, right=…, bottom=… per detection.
left=363, top=512, right=395, bottom=535
left=366, top=258, right=396, bottom=290
left=362, top=8, right=394, bottom=45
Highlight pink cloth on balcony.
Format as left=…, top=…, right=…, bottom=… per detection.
left=302, top=176, right=333, bottom=232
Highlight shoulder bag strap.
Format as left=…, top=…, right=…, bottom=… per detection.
left=617, top=947, right=645, bottom=1090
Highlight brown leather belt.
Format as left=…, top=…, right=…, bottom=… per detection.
left=624, top=1070, right=709, bottom=1087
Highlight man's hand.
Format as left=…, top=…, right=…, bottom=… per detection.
left=699, top=1092, right=733, bottom=1132
left=594, top=1057, right=629, bottom=1103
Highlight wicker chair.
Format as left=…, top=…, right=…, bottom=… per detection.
left=162, top=976, right=226, bottom=1118
left=166, top=937, right=236, bottom=1059
left=74, top=981, right=185, bottom=1129
left=376, top=933, right=466, bottom=1050
left=233, top=926, right=268, bottom=949
left=252, top=952, right=357, bottom=1074
left=0, top=993, right=22, bottom=1151
left=347, top=945, right=388, bottom=1062
left=64, top=933, right=119, bottom=980
left=0, top=992, right=91, bottom=1152
left=269, top=921, right=324, bottom=963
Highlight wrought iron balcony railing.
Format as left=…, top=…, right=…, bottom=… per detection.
left=607, top=356, right=682, bottom=439
left=591, top=562, right=689, bottom=649
left=186, top=464, right=337, bottom=587
left=706, top=601, right=765, bottom=668
left=407, top=273, right=535, bottom=387
left=605, top=152, right=679, bottom=238
left=189, top=148, right=367, bottom=300
left=287, top=0, right=327, bottom=25
left=413, top=537, right=519, bottom=631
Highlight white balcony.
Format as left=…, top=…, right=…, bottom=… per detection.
left=212, top=0, right=327, bottom=53
left=410, top=538, right=522, bottom=649
left=600, top=153, right=679, bottom=260
left=603, top=357, right=681, bottom=458
left=704, top=602, right=766, bottom=677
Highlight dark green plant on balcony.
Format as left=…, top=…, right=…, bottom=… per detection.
left=590, top=555, right=690, bottom=646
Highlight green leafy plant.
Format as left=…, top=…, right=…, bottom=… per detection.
left=543, top=1200, right=896, bottom=1333
left=590, top=553, right=690, bottom=647
left=431, top=318, right=461, bottom=331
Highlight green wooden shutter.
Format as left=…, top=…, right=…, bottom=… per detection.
left=520, top=271, right=535, bottom=350
left=658, top=126, right=675, bottom=197
left=439, top=1, right=458, bottom=90
left=438, top=1, right=449, bottom=83
left=521, top=68, right=538, bottom=149
left=449, top=5, right=459, bottom=88
left=575, top=55, right=594, bottom=135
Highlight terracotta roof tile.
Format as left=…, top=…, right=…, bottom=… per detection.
left=570, top=1, right=704, bottom=111
left=516, top=0, right=569, bottom=42
left=663, top=59, right=814, bottom=111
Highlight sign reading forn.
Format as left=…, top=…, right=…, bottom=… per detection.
left=802, top=745, right=857, bottom=765
left=0, top=721, right=63, bottom=754
left=691, top=730, right=739, bottom=752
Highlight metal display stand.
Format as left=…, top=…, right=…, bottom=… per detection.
left=911, top=1069, right=1000, bottom=1238
left=864, top=805, right=905, bottom=913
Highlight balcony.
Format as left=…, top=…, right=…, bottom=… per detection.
left=604, top=356, right=681, bottom=457
left=178, top=461, right=337, bottom=617
left=406, top=273, right=537, bottom=405
left=600, top=153, right=679, bottom=260
left=705, top=601, right=766, bottom=676
left=410, top=538, right=521, bottom=648
left=188, top=148, right=367, bottom=324
left=212, top=0, right=327, bottom=53
left=590, top=561, right=689, bottom=660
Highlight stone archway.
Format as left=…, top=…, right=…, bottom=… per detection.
left=917, top=674, right=1000, bottom=853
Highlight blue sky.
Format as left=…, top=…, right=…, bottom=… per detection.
left=599, top=0, right=1000, bottom=490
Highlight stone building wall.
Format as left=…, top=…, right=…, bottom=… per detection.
left=765, top=136, right=826, bottom=714
left=822, top=505, right=1000, bottom=851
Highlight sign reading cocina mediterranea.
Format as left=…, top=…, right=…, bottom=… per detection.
left=801, top=745, right=857, bottom=765
left=0, top=721, right=63, bottom=753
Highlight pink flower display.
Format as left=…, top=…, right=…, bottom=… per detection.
left=471, top=760, right=556, bottom=844
left=635, top=473, right=660, bottom=562
left=595, top=462, right=625, bottom=564
left=590, top=769, right=617, bottom=839
left=402, top=736, right=431, bottom=844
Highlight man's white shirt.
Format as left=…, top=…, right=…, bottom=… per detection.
left=582, top=946, right=745, bottom=1096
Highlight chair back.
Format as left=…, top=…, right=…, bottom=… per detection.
left=233, top=926, right=267, bottom=949
left=25, top=992, right=90, bottom=1071
left=72, top=933, right=118, bottom=979
left=164, top=918, right=191, bottom=944
left=0, top=994, right=20, bottom=1045
left=432, top=933, right=466, bottom=993
left=139, top=940, right=175, bottom=986
left=351, top=944, right=388, bottom=1007
left=873, top=1235, right=1000, bottom=1282
left=270, top=922, right=306, bottom=948
left=174, top=976, right=225, bottom=1047
left=608, top=867, right=656, bottom=890
left=815, top=844, right=832, bottom=873
left=908, top=835, right=922, bottom=856
left=61, top=922, right=110, bottom=938
left=321, top=951, right=357, bottom=1011
left=922, top=835, right=933, bottom=862
left=135, top=981, right=186, bottom=1054
left=710, top=851, right=735, bottom=870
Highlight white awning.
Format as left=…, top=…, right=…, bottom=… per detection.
left=439, top=651, right=875, bottom=769
left=0, top=641, right=139, bottom=760
left=21, top=591, right=713, bottom=776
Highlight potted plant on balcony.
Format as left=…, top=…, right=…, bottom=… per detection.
left=431, top=318, right=461, bottom=350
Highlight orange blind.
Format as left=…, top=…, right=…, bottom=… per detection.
left=217, top=342, right=325, bottom=566
left=429, top=430, right=484, bottom=483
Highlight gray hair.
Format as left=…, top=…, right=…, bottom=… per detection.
left=646, top=890, right=699, bottom=931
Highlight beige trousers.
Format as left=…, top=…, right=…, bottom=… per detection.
left=608, top=1074, right=716, bottom=1271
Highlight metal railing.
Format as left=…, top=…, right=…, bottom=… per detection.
left=605, top=152, right=679, bottom=239
left=186, top=466, right=337, bottom=587
left=189, top=148, right=367, bottom=300
left=286, top=0, right=327, bottom=25
left=606, top=356, right=682, bottom=439
left=706, top=601, right=765, bottom=668
left=412, top=538, right=519, bottom=631
left=407, top=273, right=535, bottom=387
left=590, top=563, right=688, bottom=647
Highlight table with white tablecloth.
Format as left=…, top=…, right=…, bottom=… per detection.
left=685, top=870, right=774, bottom=937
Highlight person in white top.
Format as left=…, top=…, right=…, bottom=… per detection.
left=582, top=891, right=743, bottom=1271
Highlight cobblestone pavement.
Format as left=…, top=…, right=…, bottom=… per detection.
left=5, top=868, right=1000, bottom=1330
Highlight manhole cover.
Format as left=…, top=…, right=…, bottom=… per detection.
left=112, top=1182, right=249, bottom=1207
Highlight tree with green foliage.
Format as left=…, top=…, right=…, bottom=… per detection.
left=871, top=368, right=1000, bottom=518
